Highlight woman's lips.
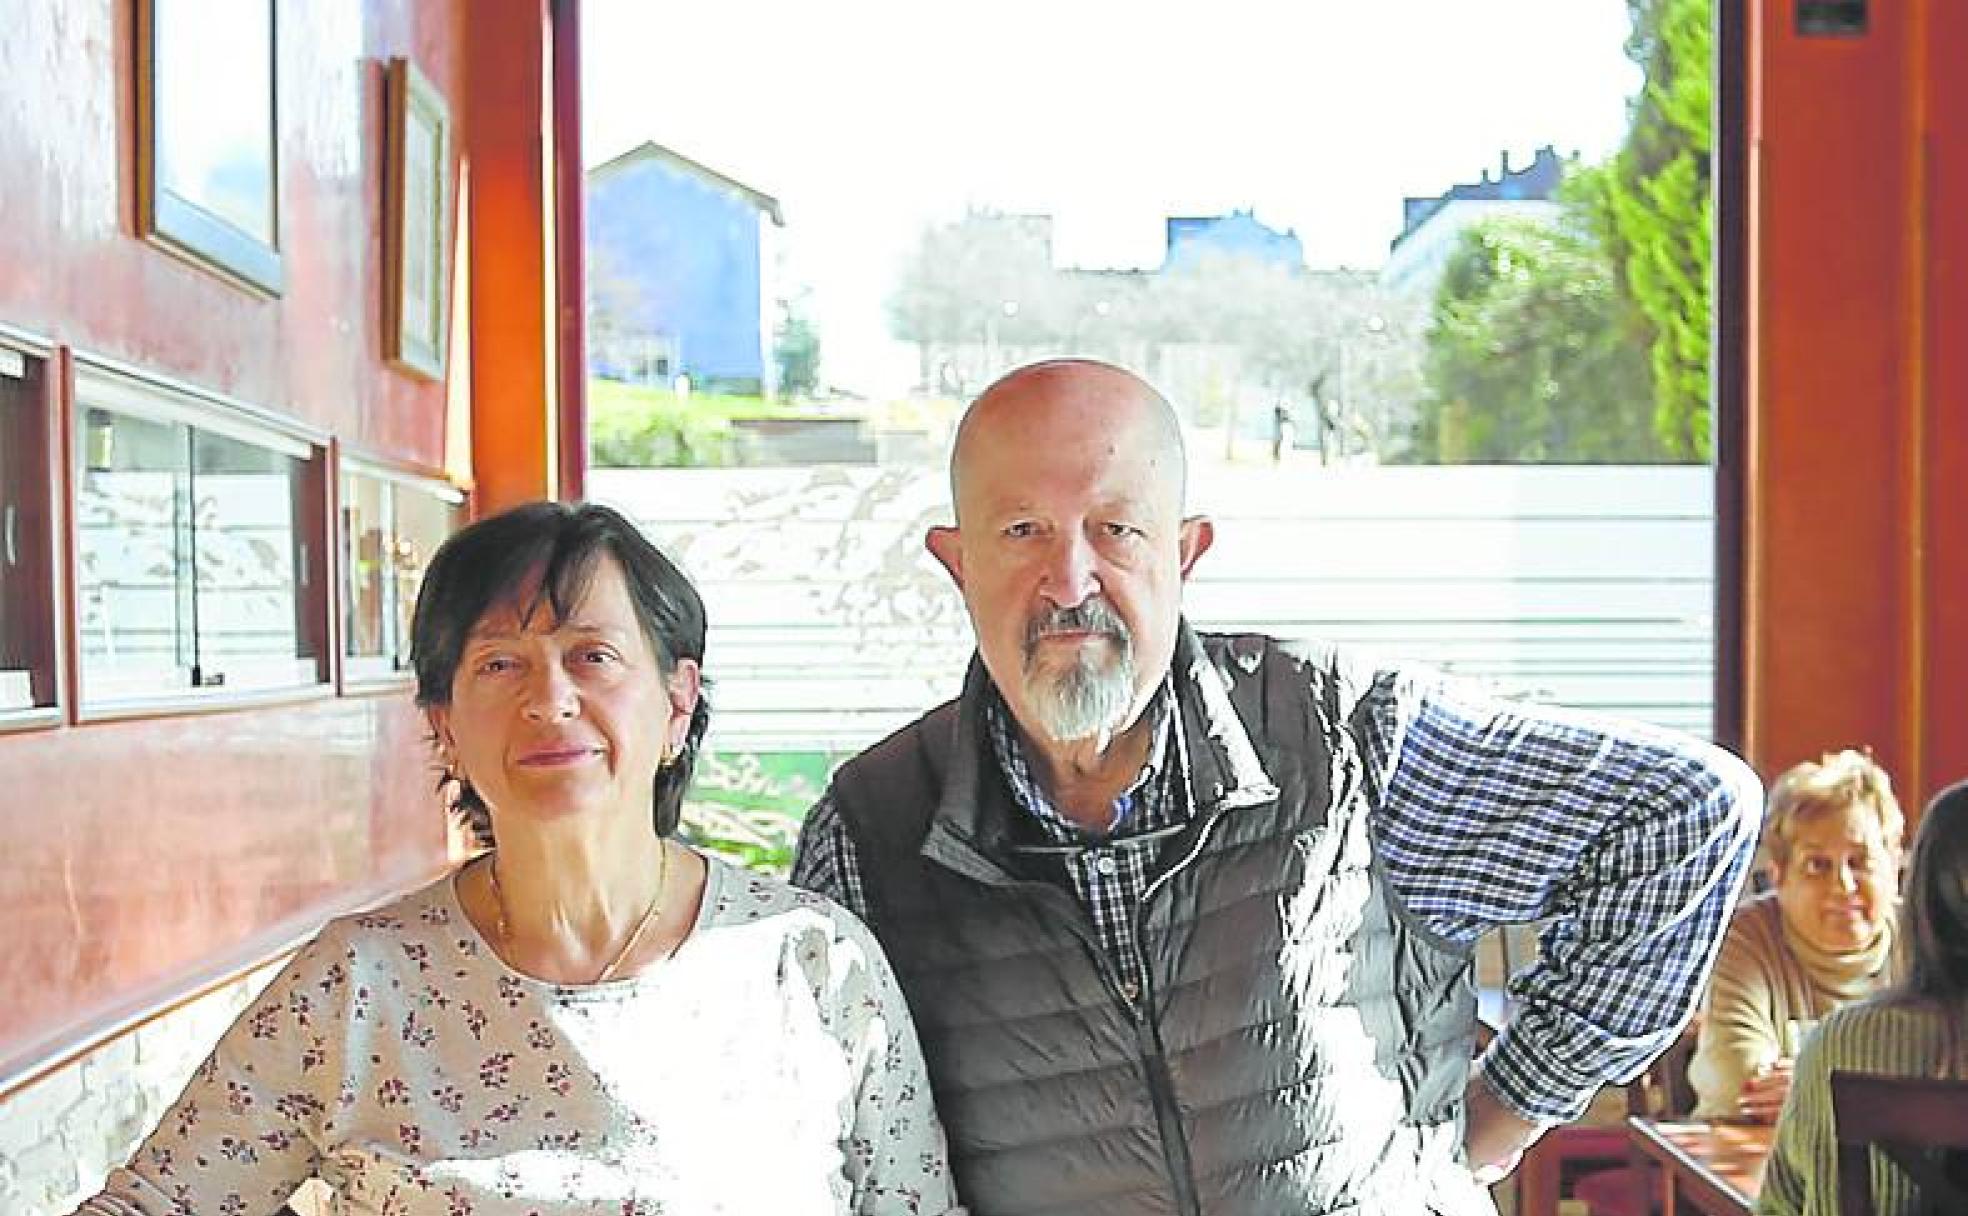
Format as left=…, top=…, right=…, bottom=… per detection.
left=518, top=747, right=601, bottom=767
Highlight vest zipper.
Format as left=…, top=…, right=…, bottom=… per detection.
left=1131, top=804, right=1228, bottom=1216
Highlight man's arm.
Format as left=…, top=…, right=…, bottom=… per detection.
left=1374, top=679, right=1763, bottom=1137
left=791, top=789, right=873, bottom=919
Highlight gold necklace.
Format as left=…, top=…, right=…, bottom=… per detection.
left=485, top=842, right=669, bottom=983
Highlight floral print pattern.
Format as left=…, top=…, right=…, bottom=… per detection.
left=76, top=857, right=961, bottom=1215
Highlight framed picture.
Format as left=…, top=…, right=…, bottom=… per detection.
left=383, top=58, right=453, bottom=381
left=135, top=0, right=283, bottom=294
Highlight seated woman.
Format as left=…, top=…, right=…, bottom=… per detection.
left=1758, top=778, right=1968, bottom=1215
left=1689, top=750, right=1905, bottom=1121
left=75, top=501, right=961, bottom=1215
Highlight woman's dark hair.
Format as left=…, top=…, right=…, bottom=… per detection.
left=1896, top=781, right=1968, bottom=996
left=1888, top=779, right=1968, bottom=1068
left=409, top=501, right=710, bottom=842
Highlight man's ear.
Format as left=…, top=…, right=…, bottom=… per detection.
left=925, top=525, right=964, bottom=589
left=1177, top=516, right=1215, bottom=579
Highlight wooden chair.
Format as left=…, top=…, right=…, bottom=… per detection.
left=1564, top=1021, right=1702, bottom=1216
left=1830, top=1070, right=1968, bottom=1216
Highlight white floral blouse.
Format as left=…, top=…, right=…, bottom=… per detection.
left=77, top=855, right=963, bottom=1216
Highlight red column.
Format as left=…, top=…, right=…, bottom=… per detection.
left=1746, top=0, right=1967, bottom=807
left=464, top=0, right=556, bottom=512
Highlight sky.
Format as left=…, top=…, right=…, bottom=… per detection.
left=582, top=0, right=1645, bottom=394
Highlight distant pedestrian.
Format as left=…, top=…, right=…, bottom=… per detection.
left=1271, top=401, right=1295, bottom=462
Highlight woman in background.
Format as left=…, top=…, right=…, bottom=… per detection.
left=1757, top=778, right=1968, bottom=1215
left=75, top=501, right=960, bottom=1216
left=1689, top=749, right=1904, bottom=1120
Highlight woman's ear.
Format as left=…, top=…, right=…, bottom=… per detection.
left=665, top=659, right=702, bottom=749
left=425, top=706, right=454, bottom=759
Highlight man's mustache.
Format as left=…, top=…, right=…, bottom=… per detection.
left=1023, top=599, right=1131, bottom=660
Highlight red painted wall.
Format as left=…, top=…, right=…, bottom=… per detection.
left=0, top=1, right=473, bottom=1086
left=1746, top=0, right=1968, bottom=809
left=1922, top=0, right=1968, bottom=802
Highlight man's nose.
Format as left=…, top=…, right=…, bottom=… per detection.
left=1039, top=533, right=1101, bottom=608
left=521, top=661, right=579, bottom=722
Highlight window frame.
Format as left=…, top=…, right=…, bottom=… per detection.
left=69, top=355, right=331, bottom=721
left=336, top=452, right=464, bottom=693
left=0, top=323, right=63, bottom=732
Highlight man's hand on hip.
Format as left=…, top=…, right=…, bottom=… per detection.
left=1463, top=1061, right=1546, bottom=1184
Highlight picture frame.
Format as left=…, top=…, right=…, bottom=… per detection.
left=383, top=58, right=453, bottom=381
left=135, top=0, right=284, bottom=295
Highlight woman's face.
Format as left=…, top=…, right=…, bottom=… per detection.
left=429, top=556, right=697, bottom=829
left=1773, top=801, right=1900, bottom=954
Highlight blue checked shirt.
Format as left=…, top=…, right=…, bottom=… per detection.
left=793, top=656, right=1761, bottom=1126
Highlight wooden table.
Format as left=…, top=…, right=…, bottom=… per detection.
left=1626, top=1117, right=1775, bottom=1216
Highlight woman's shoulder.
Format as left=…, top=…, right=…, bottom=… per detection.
left=1815, top=996, right=1940, bottom=1044
left=1801, top=995, right=1951, bottom=1077
left=303, top=870, right=470, bottom=966
left=1726, top=889, right=1784, bottom=939
left=1715, top=890, right=1788, bottom=968
left=700, top=855, right=864, bottom=935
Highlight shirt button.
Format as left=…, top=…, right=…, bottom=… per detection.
left=1093, top=855, right=1118, bottom=876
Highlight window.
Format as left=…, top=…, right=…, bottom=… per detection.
left=0, top=338, right=56, bottom=718
left=341, top=463, right=462, bottom=682
left=73, top=367, right=326, bottom=708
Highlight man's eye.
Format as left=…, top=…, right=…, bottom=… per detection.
left=477, top=656, right=517, bottom=675
left=1004, top=522, right=1039, bottom=539
left=578, top=648, right=618, bottom=665
left=1103, top=522, right=1142, bottom=539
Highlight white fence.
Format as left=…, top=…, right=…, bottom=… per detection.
left=591, top=462, right=1716, bottom=757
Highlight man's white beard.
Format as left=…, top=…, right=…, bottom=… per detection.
left=1026, top=645, right=1135, bottom=743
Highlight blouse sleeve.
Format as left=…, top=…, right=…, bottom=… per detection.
left=820, top=908, right=965, bottom=1216
left=74, top=927, right=353, bottom=1216
left=1689, top=907, right=1785, bottom=1118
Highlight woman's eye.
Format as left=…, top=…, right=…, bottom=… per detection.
left=578, top=648, right=617, bottom=665
left=477, top=656, right=517, bottom=675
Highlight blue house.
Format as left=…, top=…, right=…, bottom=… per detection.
left=1162, top=209, right=1304, bottom=272
left=586, top=142, right=784, bottom=394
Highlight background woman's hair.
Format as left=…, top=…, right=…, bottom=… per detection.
left=1888, top=779, right=1968, bottom=1073
left=1761, top=747, right=1904, bottom=866
left=409, top=501, right=711, bottom=842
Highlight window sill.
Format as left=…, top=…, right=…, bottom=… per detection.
left=0, top=705, right=62, bottom=733
left=340, top=666, right=415, bottom=697
left=76, top=681, right=335, bottom=725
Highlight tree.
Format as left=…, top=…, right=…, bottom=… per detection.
left=773, top=291, right=822, bottom=399
left=1594, top=0, right=1713, bottom=460
left=1412, top=213, right=1667, bottom=463
left=887, top=210, right=1064, bottom=393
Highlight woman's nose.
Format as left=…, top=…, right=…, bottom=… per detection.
left=521, top=662, right=579, bottom=721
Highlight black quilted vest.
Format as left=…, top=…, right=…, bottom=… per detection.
left=830, top=628, right=1488, bottom=1215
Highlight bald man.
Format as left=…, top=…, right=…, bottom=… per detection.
left=793, top=359, right=1761, bottom=1216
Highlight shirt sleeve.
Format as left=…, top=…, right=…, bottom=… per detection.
left=1376, top=676, right=1763, bottom=1125
left=813, top=908, right=965, bottom=1216
left=73, top=929, right=349, bottom=1216
left=793, top=789, right=872, bottom=919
